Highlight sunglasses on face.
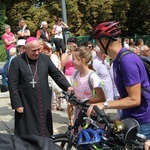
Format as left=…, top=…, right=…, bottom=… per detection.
left=143, top=49, right=150, bottom=52
left=88, top=46, right=95, bottom=50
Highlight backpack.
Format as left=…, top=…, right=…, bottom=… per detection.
left=1, top=61, right=9, bottom=92
left=73, top=70, right=106, bottom=98
left=39, top=29, right=50, bottom=42
left=118, top=50, right=150, bottom=94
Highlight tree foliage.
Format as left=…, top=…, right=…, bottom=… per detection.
left=126, top=0, right=150, bottom=36
left=1, top=0, right=150, bottom=37
left=112, top=0, right=150, bottom=36
left=0, top=2, right=7, bottom=36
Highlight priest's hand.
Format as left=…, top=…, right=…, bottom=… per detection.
left=67, top=87, right=74, bottom=94
left=16, top=107, right=24, bottom=113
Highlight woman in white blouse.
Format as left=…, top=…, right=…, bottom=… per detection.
left=52, top=17, right=68, bottom=59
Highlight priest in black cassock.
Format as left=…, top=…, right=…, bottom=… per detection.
left=8, top=37, right=72, bottom=137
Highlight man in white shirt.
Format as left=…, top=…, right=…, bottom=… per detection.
left=93, top=46, right=114, bottom=101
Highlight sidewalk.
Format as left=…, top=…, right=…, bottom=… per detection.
left=0, top=91, right=68, bottom=134
left=0, top=62, right=68, bottom=134
left=0, top=91, right=117, bottom=135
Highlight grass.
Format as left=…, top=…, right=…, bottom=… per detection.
left=0, top=41, right=7, bottom=62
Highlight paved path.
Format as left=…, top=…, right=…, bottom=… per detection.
left=0, top=60, right=69, bottom=134
left=0, top=93, right=69, bottom=134
left=0, top=62, right=5, bottom=68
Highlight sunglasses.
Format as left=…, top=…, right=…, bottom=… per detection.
left=88, top=46, right=95, bottom=50
left=144, top=49, right=150, bottom=52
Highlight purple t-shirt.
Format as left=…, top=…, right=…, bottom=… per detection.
left=113, top=48, right=150, bottom=124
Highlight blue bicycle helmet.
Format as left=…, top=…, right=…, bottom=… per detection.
left=77, top=128, right=104, bottom=145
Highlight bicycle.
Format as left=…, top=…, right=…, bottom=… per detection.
left=51, top=91, right=147, bottom=150
left=50, top=91, right=94, bottom=150
left=51, top=91, right=113, bottom=150
left=83, top=105, right=147, bottom=150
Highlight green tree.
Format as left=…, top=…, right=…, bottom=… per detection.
left=112, top=0, right=150, bottom=36
left=0, top=2, right=7, bottom=36
left=77, top=0, right=113, bottom=35
left=6, top=0, right=33, bottom=33
left=126, top=0, right=150, bottom=36
left=1, top=0, right=150, bottom=37
left=2, top=0, right=115, bottom=36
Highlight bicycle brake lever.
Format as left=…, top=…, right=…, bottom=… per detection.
left=83, top=117, right=99, bottom=128
left=58, top=96, right=64, bottom=99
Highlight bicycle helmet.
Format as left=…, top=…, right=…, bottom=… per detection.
left=77, top=128, right=104, bottom=145
left=121, top=118, right=140, bottom=140
left=89, top=21, right=121, bottom=55
left=89, top=21, right=121, bottom=40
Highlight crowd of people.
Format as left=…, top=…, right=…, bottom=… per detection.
left=1, top=18, right=150, bottom=149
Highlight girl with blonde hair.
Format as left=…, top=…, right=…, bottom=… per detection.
left=72, top=46, right=106, bottom=123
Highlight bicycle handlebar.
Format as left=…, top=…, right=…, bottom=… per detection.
left=61, top=91, right=91, bottom=132
left=93, top=105, right=110, bottom=127
left=93, top=105, right=114, bottom=139
left=62, top=91, right=89, bottom=108
left=61, top=92, right=146, bottom=149
left=93, top=105, right=146, bottom=149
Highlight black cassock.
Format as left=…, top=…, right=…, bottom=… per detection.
left=8, top=53, right=70, bottom=137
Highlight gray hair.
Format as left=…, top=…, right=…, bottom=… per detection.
left=140, top=45, right=149, bottom=52
left=9, top=48, right=17, bottom=56
left=3, top=24, right=11, bottom=30
left=129, top=46, right=138, bottom=52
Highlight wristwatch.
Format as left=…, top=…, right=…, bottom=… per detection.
left=103, top=102, right=108, bottom=109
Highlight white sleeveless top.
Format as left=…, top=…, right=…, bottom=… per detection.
left=53, top=25, right=63, bottom=39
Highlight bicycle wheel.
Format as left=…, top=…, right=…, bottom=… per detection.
left=53, top=138, right=83, bottom=150
left=93, top=141, right=125, bottom=150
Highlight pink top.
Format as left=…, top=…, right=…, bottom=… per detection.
left=65, top=56, right=75, bottom=76
left=2, top=32, right=15, bottom=50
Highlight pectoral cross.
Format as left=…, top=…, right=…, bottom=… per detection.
left=30, top=78, right=37, bottom=88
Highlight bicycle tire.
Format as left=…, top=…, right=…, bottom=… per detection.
left=53, top=137, right=136, bottom=150
left=92, top=141, right=126, bottom=150
left=53, top=138, right=83, bottom=150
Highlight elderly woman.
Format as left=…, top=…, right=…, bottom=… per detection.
left=2, top=24, right=16, bottom=60
left=1, top=47, right=17, bottom=92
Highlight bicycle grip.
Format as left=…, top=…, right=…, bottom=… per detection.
left=93, top=106, right=114, bottom=139
left=93, top=105, right=106, bottom=117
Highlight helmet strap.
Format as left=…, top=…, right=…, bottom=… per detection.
left=98, top=38, right=111, bottom=55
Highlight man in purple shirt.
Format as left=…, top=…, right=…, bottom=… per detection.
left=87, top=21, right=150, bottom=139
